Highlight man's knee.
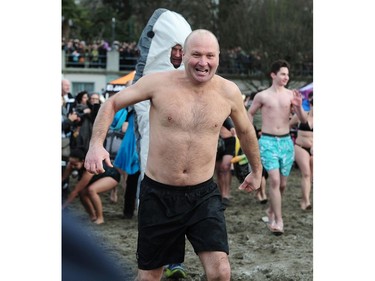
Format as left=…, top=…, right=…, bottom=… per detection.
left=136, top=268, right=164, bottom=281
left=205, top=262, right=231, bottom=280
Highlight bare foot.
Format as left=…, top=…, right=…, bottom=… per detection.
left=301, top=201, right=312, bottom=211
left=90, top=216, right=98, bottom=222
left=266, top=208, right=275, bottom=225
left=268, top=220, right=284, bottom=235
left=110, top=188, right=118, bottom=203
left=94, top=218, right=104, bottom=225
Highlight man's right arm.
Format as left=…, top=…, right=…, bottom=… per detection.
left=89, top=99, right=116, bottom=147
left=84, top=99, right=116, bottom=174
left=84, top=73, right=156, bottom=174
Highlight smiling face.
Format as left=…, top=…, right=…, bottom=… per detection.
left=271, top=66, right=290, bottom=87
left=182, top=30, right=220, bottom=83
left=270, top=60, right=290, bottom=87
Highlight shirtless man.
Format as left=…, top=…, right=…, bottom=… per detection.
left=248, top=59, right=307, bottom=235
left=85, top=29, right=262, bottom=281
left=132, top=10, right=192, bottom=278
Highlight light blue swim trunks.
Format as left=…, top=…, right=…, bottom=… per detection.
left=258, top=133, right=294, bottom=176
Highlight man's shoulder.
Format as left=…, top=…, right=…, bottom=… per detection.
left=261, top=86, right=292, bottom=97
left=256, top=88, right=271, bottom=98
left=140, top=70, right=181, bottom=86
left=214, top=75, right=240, bottom=91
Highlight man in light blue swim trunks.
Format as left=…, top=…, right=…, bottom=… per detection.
left=248, top=59, right=308, bottom=235
left=259, top=132, right=294, bottom=177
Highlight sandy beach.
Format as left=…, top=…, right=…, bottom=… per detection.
left=64, top=165, right=313, bottom=280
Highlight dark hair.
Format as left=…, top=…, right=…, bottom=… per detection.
left=69, top=148, right=86, bottom=160
left=270, top=59, right=290, bottom=75
left=75, top=91, right=88, bottom=104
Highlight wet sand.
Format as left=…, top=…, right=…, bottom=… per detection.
left=65, top=165, right=313, bottom=280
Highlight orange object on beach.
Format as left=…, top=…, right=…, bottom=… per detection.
left=231, top=154, right=246, bottom=164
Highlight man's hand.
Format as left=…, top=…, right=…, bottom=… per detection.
left=238, top=171, right=262, bottom=193
left=291, top=89, right=303, bottom=107
left=84, top=145, right=113, bottom=174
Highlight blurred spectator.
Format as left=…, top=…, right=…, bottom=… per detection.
left=89, top=43, right=100, bottom=68
left=62, top=78, right=75, bottom=114
left=98, top=40, right=110, bottom=68
left=88, top=92, right=102, bottom=122
left=71, top=91, right=93, bottom=154
left=62, top=96, right=79, bottom=201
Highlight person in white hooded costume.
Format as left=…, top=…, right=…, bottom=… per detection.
left=132, top=8, right=192, bottom=279
left=133, top=9, right=192, bottom=182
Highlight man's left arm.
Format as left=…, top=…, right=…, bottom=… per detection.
left=291, top=89, right=308, bottom=123
left=233, top=113, right=262, bottom=177
left=229, top=89, right=262, bottom=191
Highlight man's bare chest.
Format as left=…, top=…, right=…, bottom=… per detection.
left=153, top=95, right=229, bottom=133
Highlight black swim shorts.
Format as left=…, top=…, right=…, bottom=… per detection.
left=136, top=174, right=229, bottom=270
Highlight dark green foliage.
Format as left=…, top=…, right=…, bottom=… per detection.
left=62, top=0, right=313, bottom=74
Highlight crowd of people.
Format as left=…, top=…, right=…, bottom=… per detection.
left=62, top=8, right=313, bottom=281
left=62, top=37, right=262, bottom=74
left=62, top=38, right=139, bottom=70
left=62, top=37, right=314, bottom=76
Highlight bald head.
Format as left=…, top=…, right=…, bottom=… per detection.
left=62, top=79, right=71, bottom=96
left=183, top=29, right=220, bottom=54
left=182, top=29, right=220, bottom=82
